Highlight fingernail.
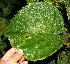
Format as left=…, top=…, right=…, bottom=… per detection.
left=17, top=49, right=23, bottom=54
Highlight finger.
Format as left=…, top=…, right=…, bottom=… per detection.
left=18, top=57, right=25, bottom=63
left=1, top=48, right=16, bottom=61
left=10, top=49, right=23, bottom=62
left=20, top=61, right=28, bottom=64
left=0, top=59, right=5, bottom=64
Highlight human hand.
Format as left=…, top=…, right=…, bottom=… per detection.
left=0, top=48, right=28, bottom=64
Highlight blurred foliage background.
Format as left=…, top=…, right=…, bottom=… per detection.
left=0, top=0, right=70, bottom=64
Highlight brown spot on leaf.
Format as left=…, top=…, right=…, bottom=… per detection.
left=25, top=34, right=30, bottom=38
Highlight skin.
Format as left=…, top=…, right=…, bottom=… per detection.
left=0, top=48, right=28, bottom=64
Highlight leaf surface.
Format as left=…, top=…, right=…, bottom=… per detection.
left=4, top=2, right=64, bottom=61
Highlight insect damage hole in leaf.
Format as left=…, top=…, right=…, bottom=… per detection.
left=24, top=34, right=31, bottom=39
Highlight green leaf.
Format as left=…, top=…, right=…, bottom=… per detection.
left=0, top=17, right=9, bottom=35
left=44, top=0, right=52, bottom=2
left=4, top=2, right=65, bottom=61
left=3, top=5, right=13, bottom=17
left=26, top=0, right=39, bottom=4
left=57, top=50, right=70, bottom=64
left=63, top=0, right=70, bottom=6
left=66, top=6, right=70, bottom=20
left=6, top=0, right=17, bottom=5
left=0, top=2, right=4, bottom=9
